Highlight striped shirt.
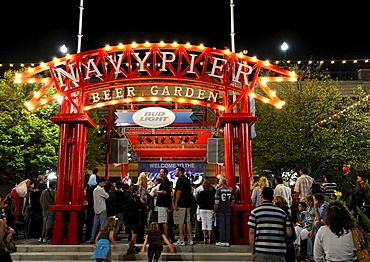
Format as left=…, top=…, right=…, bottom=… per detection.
left=321, top=182, right=337, bottom=199
left=294, top=174, right=315, bottom=201
left=248, top=201, right=290, bottom=255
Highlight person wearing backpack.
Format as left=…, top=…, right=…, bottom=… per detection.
left=39, top=180, right=57, bottom=242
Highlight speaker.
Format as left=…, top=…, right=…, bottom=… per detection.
left=110, top=138, right=129, bottom=164
left=207, top=138, right=224, bottom=164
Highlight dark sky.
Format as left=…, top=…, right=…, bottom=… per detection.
left=1, top=1, right=369, bottom=64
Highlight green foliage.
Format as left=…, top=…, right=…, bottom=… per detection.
left=85, top=110, right=106, bottom=170
left=252, top=64, right=370, bottom=179
left=0, top=70, right=59, bottom=183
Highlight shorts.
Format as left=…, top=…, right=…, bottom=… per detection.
left=173, top=207, right=191, bottom=225
left=199, top=209, right=214, bottom=231
left=148, top=249, right=163, bottom=260
left=115, top=213, right=124, bottom=227
left=157, top=207, right=169, bottom=224
left=42, top=210, right=55, bottom=229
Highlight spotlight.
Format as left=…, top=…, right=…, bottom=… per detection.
left=145, top=137, right=153, bottom=143
left=191, top=136, right=198, bottom=143
left=137, top=137, right=144, bottom=144
left=154, top=137, right=159, bottom=144
left=183, top=136, right=190, bottom=143
left=169, top=136, right=175, bottom=143
left=161, top=137, right=166, bottom=144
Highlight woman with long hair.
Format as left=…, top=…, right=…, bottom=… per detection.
left=274, top=195, right=296, bottom=262
left=314, top=201, right=357, bottom=261
left=91, top=216, right=117, bottom=262
left=251, top=176, right=269, bottom=206
left=196, top=179, right=215, bottom=244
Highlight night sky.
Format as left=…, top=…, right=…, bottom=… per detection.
left=1, top=1, right=369, bottom=64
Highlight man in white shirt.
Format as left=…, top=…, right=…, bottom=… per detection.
left=89, top=177, right=109, bottom=243
left=274, top=176, right=292, bottom=207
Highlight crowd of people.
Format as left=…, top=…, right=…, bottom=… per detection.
left=86, top=166, right=235, bottom=262
left=248, top=167, right=362, bottom=262
left=0, top=166, right=365, bottom=262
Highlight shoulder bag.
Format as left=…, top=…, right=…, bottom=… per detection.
left=352, top=227, right=370, bottom=262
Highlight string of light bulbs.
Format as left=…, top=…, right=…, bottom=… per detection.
left=316, top=94, right=370, bottom=126
left=1, top=58, right=370, bottom=70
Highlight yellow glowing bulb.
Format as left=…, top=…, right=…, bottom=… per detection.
left=28, top=79, right=36, bottom=84
left=263, top=60, right=270, bottom=66
left=14, top=79, right=22, bottom=84
left=185, top=43, right=191, bottom=48
left=159, top=41, right=165, bottom=47
left=109, top=100, right=117, bottom=104
left=105, top=45, right=111, bottom=51
left=289, top=71, right=296, bottom=77
left=262, top=98, right=270, bottom=103
left=178, top=98, right=185, bottom=103
left=248, top=93, right=256, bottom=98
left=118, top=43, right=124, bottom=49
left=270, top=91, right=276, bottom=96
left=28, top=67, right=35, bottom=73
left=172, top=41, right=178, bottom=47
left=224, top=49, right=231, bottom=55
left=191, top=100, right=199, bottom=105
left=96, top=103, right=104, bottom=107
left=237, top=52, right=244, bottom=58
left=124, top=98, right=131, bottom=103
left=42, top=78, right=49, bottom=83
left=40, top=62, right=47, bottom=67
left=15, top=73, right=22, bottom=79
left=199, top=44, right=205, bottom=49
left=218, top=106, right=225, bottom=111
left=41, top=99, right=48, bottom=104
left=33, top=92, right=40, bottom=98
left=24, top=102, right=31, bottom=107
left=289, top=77, right=297, bottom=82
left=276, top=77, right=283, bottom=82
left=165, top=97, right=172, bottom=101
left=145, top=41, right=151, bottom=47
left=131, top=42, right=138, bottom=48
left=53, top=57, right=59, bottom=63
left=151, top=97, right=158, bottom=101
left=251, top=56, right=257, bottom=62
left=137, top=97, right=144, bottom=101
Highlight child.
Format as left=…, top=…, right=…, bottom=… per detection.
left=140, top=222, right=174, bottom=262
left=91, top=216, right=117, bottom=262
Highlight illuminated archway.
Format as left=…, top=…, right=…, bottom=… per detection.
left=15, top=43, right=297, bottom=244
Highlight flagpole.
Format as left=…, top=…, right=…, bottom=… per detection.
left=77, top=0, right=84, bottom=53
left=230, top=0, right=236, bottom=53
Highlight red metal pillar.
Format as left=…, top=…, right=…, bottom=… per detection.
left=216, top=113, right=257, bottom=245
left=223, top=122, right=235, bottom=191
left=50, top=113, right=96, bottom=244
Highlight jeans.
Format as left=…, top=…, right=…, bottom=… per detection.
left=217, top=212, right=231, bottom=243
left=89, top=210, right=107, bottom=242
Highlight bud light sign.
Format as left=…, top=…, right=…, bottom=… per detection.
left=132, top=107, right=176, bottom=128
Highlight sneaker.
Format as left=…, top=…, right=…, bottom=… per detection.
left=38, top=237, right=43, bottom=242
left=174, top=240, right=186, bottom=246
left=215, top=242, right=225, bottom=246
left=188, top=240, right=194, bottom=245
left=225, top=242, right=230, bottom=247
left=42, top=238, right=51, bottom=243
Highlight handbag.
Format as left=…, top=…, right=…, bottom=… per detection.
left=352, top=227, right=370, bottom=262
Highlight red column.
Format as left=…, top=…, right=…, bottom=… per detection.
left=223, top=122, right=235, bottom=190
left=50, top=113, right=96, bottom=244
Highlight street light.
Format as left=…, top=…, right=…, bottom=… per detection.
left=281, top=42, right=288, bottom=60
left=60, top=45, right=68, bottom=54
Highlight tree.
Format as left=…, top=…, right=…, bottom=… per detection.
left=252, top=64, right=370, bottom=179
left=0, top=70, right=60, bottom=183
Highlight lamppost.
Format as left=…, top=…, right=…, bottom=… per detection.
left=281, top=42, right=288, bottom=60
